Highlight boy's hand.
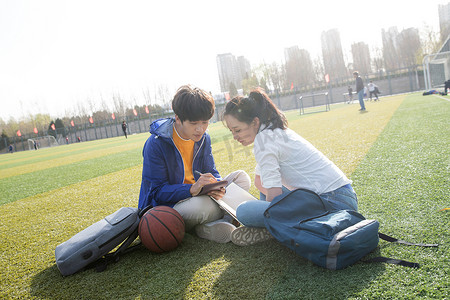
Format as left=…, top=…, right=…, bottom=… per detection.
left=190, top=173, right=217, bottom=197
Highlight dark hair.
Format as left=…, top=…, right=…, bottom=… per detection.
left=172, top=85, right=215, bottom=122
left=223, top=87, right=287, bottom=130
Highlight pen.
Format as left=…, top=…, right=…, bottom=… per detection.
left=194, top=170, right=203, bottom=177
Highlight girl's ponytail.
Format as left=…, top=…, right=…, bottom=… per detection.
left=249, top=88, right=287, bottom=130
left=223, top=88, right=287, bottom=130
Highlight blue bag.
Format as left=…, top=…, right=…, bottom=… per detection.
left=264, top=189, right=437, bottom=270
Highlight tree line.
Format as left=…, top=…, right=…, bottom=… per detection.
left=0, top=25, right=444, bottom=141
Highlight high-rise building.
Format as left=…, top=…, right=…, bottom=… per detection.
left=321, top=28, right=347, bottom=80
left=382, top=26, right=400, bottom=70
left=237, top=56, right=251, bottom=81
left=216, top=53, right=250, bottom=93
left=398, top=27, right=421, bottom=67
left=284, top=46, right=313, bottom=87
left=439, top=3, right=450, bottom=42
left=351, top=42, right=371, bottom=75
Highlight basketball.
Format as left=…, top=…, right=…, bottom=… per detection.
left=138, top=206, right=185, bottom=253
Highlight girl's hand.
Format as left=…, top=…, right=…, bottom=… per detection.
left=266, top=187, right=282, bottom=202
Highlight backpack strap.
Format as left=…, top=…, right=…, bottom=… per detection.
left=362, top=232, right=438, bottom=268
left=378, top=232, right=439, bottom=247
left=92, top=205, right=153, bottom=272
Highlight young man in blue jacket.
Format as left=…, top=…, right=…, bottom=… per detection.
left=138, top=85, right=250, bottom=243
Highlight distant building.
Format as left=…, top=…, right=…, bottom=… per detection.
left=382, top=26, right=400, bottom=70
left=237, top=56, right=251, bottom=81
left=351, top=42, right=371, bottom=75
left=216, top=53, right=250, bottom=93
left=321, top=28, right=347, bottom=80
left=398, top=27, right=421, bottom=67
left=439, top=3, right=450, bottom=42
left=284, top=45, right=313, bottom=87
left=382, top=26, right=421, bottom=69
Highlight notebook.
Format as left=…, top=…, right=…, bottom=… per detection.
left=210, top=182, right=258, bottom=222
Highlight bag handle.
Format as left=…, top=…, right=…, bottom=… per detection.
left=378, top=232, right=438, bottom=247
left=363, top=232, right=438, bottom=268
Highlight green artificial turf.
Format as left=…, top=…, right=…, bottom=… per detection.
left=0, top=93, right=448, bottom=299
left=0, top=135, right=143, bottom=170
left=0, top=148, right=143, bottom=205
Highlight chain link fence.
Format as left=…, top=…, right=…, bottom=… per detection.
left=2, top=66, right=424, bottom=154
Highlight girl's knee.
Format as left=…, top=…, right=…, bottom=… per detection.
left=236, top=200, right=269, bottom=227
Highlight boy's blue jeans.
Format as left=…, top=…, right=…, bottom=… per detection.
left=358, top=90, right=365, bottom=109
left=236, top=185, right=358, bottom=228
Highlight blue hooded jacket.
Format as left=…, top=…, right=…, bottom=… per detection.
left=138, top=118, right=221, bottom=209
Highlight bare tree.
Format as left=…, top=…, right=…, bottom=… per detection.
left=371, top=46, right=384, bottom=73
left=420, top=24, right=441, bottom=57
left=112, top=92, right=127, bottom=119
left=142, top=87, right=153, bottom=106
left=267, top=62, right=284, bottom=92
left=313, top=56, right=325, bottom=84
left=156, top=84, right=172, bottom=108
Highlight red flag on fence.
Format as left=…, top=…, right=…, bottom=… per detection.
left=70, top=120, right=75, bottom=127
left=33, top=127, right=38, bottom=134
left=325, top=74, right=330, bottom=83
left=111, top=113, right=116, bottom=120
left=16, top=130, right=21, bottom=137
left=290, top=82, right=294, bottom=90
left=225, top=92, right=230, bottom=101
left=89, top=117, right=94, bottom=124
left=51, top=124, right=56, bottom=130
left=145, top=106, right=149, bottom=114
left=133, top=109, right=138, bottom=116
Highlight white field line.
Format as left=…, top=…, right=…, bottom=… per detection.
left=433, top=94, right=450, bottom=102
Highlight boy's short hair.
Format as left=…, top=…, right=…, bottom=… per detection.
left=172, top=85, right=215, bottom=122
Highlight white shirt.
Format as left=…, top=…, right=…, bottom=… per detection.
left=254, top=127, right=351, bottom=194
left=368, top=83, right=376, bottom=92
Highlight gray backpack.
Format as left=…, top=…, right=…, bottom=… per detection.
left=55, top=206, right=150, bottom=276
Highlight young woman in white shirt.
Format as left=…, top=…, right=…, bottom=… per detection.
left=223, top=88, right=358, bottom=245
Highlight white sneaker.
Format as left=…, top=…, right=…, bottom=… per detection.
left=231, top=226, right=272, bottom=246
left=195, top=219, right=236, bottom=243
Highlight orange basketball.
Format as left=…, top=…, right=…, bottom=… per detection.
left=138, top=206, right=185, bottom=253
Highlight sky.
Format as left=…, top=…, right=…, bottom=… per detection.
left=0, top=0, right=447, bottom=121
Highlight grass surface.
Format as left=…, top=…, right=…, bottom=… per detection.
left=0, top=94, right=448, bottom=299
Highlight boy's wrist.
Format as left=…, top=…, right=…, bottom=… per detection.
left=190, top=184, right=200, bottom=197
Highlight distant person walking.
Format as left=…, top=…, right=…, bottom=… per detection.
left=8, top=144, right=13, bottom=153
left=367, top=81, right=379, bottom=101
left=353, top=71, right=366, bottom=111
left=445, top=79, right=450, bottom=94
left=347, top=86, right=353, bottom=103
left=122, top=121, right=128, bottom=139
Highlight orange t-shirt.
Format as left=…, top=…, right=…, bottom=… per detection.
left=172, top=126, right=195, bottom=184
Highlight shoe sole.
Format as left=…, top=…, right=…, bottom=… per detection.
left=231, top=227, right=272, bottom=246
left=195, top=222, right=235, bottom=243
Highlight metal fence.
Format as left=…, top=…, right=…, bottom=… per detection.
left=269, top=66, right=424, bottom=112
left=1, top=66, right=425, bottom=154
